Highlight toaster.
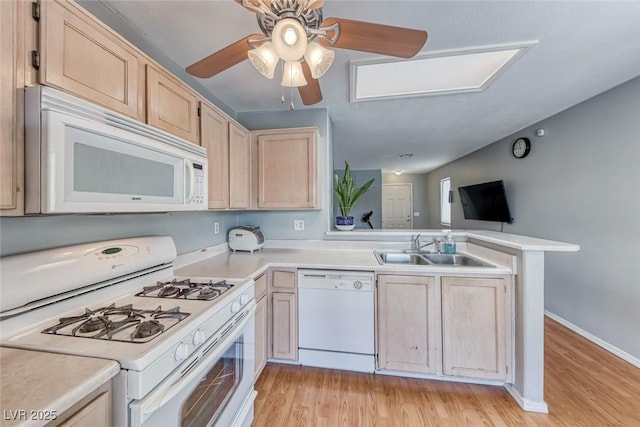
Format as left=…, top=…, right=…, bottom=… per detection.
left=228, top=226, right=265, bottom=252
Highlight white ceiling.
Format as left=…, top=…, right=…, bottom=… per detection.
left=97, top=0, right=640, bottom=173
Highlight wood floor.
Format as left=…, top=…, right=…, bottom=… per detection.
left=253, top=317, right=640, bottom=426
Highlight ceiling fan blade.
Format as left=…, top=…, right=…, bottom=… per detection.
left=320, top=18, right=428, bottom=58
left=299, top=62, right=323, bottom=105
left=306, top=0, right=324, bottom=10
left=234, top=0, right=261, bottom=12
left=186, top=34, right=264, bottom=78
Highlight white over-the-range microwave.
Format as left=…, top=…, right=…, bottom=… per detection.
left=25, top=86, right=208, bottom=214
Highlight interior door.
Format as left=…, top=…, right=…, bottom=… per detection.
left=382, top=184, right=413, bottom=229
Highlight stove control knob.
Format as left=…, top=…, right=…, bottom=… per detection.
left=231, top=301, right=241, bottom=313
left=174, top=342, right=189, bottom=362
left=240, top=294, right=249, bottom=305
left=354, top=280, right=363, bottom=290
left=193, top=329, right=206, bottom=347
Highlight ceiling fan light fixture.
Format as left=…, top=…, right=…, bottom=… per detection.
left=304, top=41, right=335, bottom=78
left=272, top=18, right=308, bottom=61
left=248, top=42, right=278, bottom=79
left=281, top=61, right=307, bottom=87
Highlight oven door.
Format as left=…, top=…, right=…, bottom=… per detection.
left=129, top=305, right=256, bottom=427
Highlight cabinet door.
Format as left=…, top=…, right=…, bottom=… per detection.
left=59, top=391, right=110, bottom=427
left=41, top=0, right=143, bottom=121
left=256, top=130, right=317, bottom=209
left=229, top=122, right=250, bottom=209
left=442, top=277, right=508, bottom=381
left=377, top=275, right=439, bottom=373
left=0, top=0, right=24, bottom=215
left=254, top=294, right=268, bottom=381
left=200, top=102, right=229, bottom=209
left=271, top=292, right=298, bottom=360
left=146, top=64, right=199, bottom=144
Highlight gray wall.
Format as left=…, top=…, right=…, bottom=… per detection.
left=382, top=173, right=430, bottom=228
left=332, top=169, right=382, bottom=229
left=236, top=108, right=333, bottom=239
left=425, top=77, right=640, bottom=360
left=0, top=211, right=238, bottom=257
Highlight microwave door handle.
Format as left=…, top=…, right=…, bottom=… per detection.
left=185, top=161, right=195, bottom=203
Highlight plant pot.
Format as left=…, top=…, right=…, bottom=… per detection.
left=335, top=216, right=355, bottom=231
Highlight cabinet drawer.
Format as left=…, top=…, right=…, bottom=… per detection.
left=271, top=270, right=296, bottom=291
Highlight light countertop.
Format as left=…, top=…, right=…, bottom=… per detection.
left=324, top=230, right=580, bottom=252
left=0, top=347, right=119, bottom=427
left=175, top=247, right=512, bottom=280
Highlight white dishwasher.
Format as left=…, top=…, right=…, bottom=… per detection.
left=298, top=269, right=375, bottom=373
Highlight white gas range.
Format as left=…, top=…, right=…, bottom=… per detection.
left=0, top=236, right=256, bottom=427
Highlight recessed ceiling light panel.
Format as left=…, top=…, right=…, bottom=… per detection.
left=350, top=41, right=537, bottom=102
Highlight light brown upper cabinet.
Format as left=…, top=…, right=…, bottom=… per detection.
left=200, top=102, right=250, bottom=210
left=0, top=0, right=26, bottom=216
left=146, top=64, right=199, bottom=145
left=40, top=0, right=144, bottom=121
left=228, top=122, right=250, bottom=209
left=253, top=128, right=318, bottom=209
left=441, top=276, right=511, bottom=381
left=200, top=103, right=229, bottom=209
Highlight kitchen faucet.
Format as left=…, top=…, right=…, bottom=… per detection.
left=412, top=234, right=441, bottom=253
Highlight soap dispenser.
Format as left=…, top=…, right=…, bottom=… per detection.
left=443, top=231, right=456, bottom=254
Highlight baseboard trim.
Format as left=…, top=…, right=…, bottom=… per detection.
left=375, top=369, right=503, bottom=387
left=544, top=311, right=640, bottom=369
left=504, top=383, right=549, bottom=413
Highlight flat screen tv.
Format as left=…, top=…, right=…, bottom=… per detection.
left=457, top=180, right=513, bottom=223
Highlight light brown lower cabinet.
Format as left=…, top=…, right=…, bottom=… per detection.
left=268, top=269, right=298, bottom=361
left=254, top=273, right=268, bottom=381
left=271, top=292, right=297, bottom=360
left=441, top=276, right=510, bottom=381
left=377, top=274, right=440, bottom=374
left=52, top=382, right=111, bottom=427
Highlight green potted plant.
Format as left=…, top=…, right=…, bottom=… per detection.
left=333, top=162, right=375, bottom=231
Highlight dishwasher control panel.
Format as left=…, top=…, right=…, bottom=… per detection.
left=298, top=270, right=374, bottom=291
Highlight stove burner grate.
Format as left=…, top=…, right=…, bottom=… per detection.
left=42, top=304, right=190, bottom=343
left=136, top=278, right=233, bottom=301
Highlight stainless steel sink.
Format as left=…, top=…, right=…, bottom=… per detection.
left=374, top=252, right=431, bottom=265
left=374, top=251, right=492, bottom=267
left=423, top=253, right=490, bottom=267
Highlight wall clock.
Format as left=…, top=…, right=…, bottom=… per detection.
left=512, top=137, right=531, bottom=159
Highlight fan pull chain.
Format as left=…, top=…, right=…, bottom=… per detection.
left=281, top=62, right=285, bottom=104
left=289, top=63, right=295, bottom=110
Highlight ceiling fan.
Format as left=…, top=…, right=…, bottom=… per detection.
left=186, top=0, right=428, bottom=106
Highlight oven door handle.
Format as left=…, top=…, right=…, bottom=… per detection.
left=129, top=302, right=255, bottom=426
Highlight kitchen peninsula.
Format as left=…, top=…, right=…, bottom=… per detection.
left=175, top=230, right=579, bottom=413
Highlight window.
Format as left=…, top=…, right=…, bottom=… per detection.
left=440, top=177, right=451, bottom=225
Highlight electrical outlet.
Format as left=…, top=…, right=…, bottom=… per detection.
left=214, top=222, right=220, bottom=234
left=293, top=220, right=305, bottom=231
